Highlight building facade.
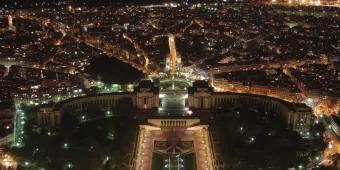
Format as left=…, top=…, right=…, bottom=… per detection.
left=37, top=80, right=160, bottom=128
left=38, top=80, right=313, bottom=136
left=37, top=106, right=61, bottom=129
left=188, top=80, right=313, bottom=135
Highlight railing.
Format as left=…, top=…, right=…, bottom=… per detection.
left=129, top=127, right=139, bottom=170
left=207, top=128, right=219, bottom=170
left=148, top=119, right=200, bottom=128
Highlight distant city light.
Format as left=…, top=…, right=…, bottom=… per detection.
left=63, top=143, right=69, bottom=149
left=1, top=1, right=339, bottom=169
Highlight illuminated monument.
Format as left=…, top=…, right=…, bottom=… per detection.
left=134, top=119, right=215, bottom=170
left=35, top=79, right=313, bottom=169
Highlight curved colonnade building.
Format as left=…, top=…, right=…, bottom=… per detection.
left=188, top=80, right=313, bottom=135
left=36, top=80, right=322, bottom=170
left=38, top=80, right=313, bottom=134
left=37, top=80, right=160, bottom=129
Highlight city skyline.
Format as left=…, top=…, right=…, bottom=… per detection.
left=0, top=0, right=339, bottom=169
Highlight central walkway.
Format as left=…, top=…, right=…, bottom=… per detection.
left=158, top=90, right=190, bottom=116
left=134, top=83, right=215, bottom=170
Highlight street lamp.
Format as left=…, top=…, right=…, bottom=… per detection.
left=24, top=161, right=30, bottom=167
left=106, top=110, right=112, bottom=117
left=65, top=162, right=74, bottom=169
left=62, top=143, right=70, bottom=149
left=80, top=115, right=86, bottom=122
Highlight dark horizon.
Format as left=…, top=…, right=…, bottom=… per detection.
left=0, top=0, right=251, bottom=9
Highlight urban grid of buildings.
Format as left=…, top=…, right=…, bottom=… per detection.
left=0, top=0, right=339, bottom=170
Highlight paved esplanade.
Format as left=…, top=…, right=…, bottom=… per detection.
left=158, top=90, right=190, bottom=116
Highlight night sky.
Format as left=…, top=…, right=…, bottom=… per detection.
left=0, top=0, right=133, bottom=8
left=1, top=0, right=230, bottom=8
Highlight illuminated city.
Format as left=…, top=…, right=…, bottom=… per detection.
left=0, top=0, right=339, bottom=169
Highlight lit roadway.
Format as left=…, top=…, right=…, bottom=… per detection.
left=153, top=19, right=205, bottom=76
left=7, top=9, right=340, bottom=169
left=0, top=58, right=39, bottom=69
left=283, top=63, right=340, bottom=164
left=122, top=33, right=150, bottom=69
left=168, top=34, right=178, bottom=75
left=209, top=58, right=325, bottom=75
left=2, top=16, right=75, bottom=74
left=267, top=0, right=340, bottom=7
left=12, top=12, right=206, bottom=77
left=14, top=12, right=158, bottom=76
